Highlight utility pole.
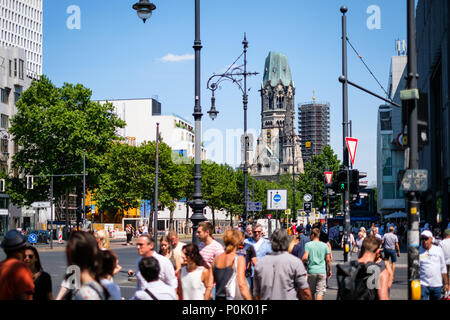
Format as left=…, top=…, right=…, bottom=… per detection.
left=341, top=6, right=351, bottom=263
left=154, top=123, right=160, bottom=250
left=405, top=0, right=421, bottom=300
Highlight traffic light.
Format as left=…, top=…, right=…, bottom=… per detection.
left=329, top=195, right=339, bottom=214
left=26, top=175, right=34, bottom=190
left=333, top=170, right=347, bottom=194
left=349, top=170, right=368, bottom=195
left=319, top=195, right=328, bottom=214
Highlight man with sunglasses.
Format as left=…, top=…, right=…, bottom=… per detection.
left=128, top=234, right=177, bottom=295
left=419, top=230, right=448, bottom=300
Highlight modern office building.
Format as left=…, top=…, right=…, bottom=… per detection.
left=251, top=51, right=303, bottom=180
left=0, top=0, right=43, bottom=79
left=98, top=98, right=207, bottom=161
left=415, top=0, right=449, bottom=227
left=298, top=99, right=330, bottom=163
left=376, top=54, right=407, bottom=217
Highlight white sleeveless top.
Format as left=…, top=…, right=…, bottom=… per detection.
left=180, top=266, right=206, bottom=300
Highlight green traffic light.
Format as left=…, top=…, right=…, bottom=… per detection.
left=340, top=183, right=345, bottom=190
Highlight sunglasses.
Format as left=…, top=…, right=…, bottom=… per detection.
left=25, top=254, right=34, bottom=259
left=254, top=231, right=262, bottom=234
left=421, top=237, right=429, bottom=241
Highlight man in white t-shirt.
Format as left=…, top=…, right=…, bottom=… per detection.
left=440, top=229, right=450, bottom=289
left=419, top=230, right=448, bottom=300
left=127, top=234, right=177, bottom=294
left=196, top=221, right=224, bottom=268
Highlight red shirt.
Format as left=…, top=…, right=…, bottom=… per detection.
left=0, top=258, right=34, bottom=300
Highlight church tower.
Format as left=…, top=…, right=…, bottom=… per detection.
left=250, top=52, right=304, bottom=180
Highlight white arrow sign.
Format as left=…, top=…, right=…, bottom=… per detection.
left=324, top=172, right=333, bottom=184
left=346, top=137, right=358, bottom=166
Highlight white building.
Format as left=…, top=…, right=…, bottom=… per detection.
left=98, top=98, right=207, bottom=160
left=376, top=54, right=407, bottom=216
left=0, top=0, right=43, bottom=79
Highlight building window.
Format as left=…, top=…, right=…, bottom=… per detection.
left=380, top=111, right=392, bottom=131
left=0, top=88, right=10, bottom=104
left=0, top=138, right=8, bottom=155
left=14, top=58, right=17, bottom=77
left=0, top=114, right=8, bottom=129
left=14, top=85, right=22, bottom=103
left=8, top=60, right=12, bottom=77
left=382, top=183, right=395, bottom=200
left=382, top=134, right=392, bottom=177
left=18, top=59, right=24, bottom=79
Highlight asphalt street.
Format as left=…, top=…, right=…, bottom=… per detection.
left=0, top=236, right=408, bottom=300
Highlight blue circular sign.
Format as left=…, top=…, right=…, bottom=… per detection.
left=273, top=194, right=282, bottom=202
left=28, top=233, right=37, bottom=244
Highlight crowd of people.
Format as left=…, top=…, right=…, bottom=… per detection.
left=0, top=219, right=449, bottom=300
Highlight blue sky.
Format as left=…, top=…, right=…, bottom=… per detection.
left=42, top=0, right=407, bottom=185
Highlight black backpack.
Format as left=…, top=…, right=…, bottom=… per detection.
left=336, top=261, right=380, bottom=300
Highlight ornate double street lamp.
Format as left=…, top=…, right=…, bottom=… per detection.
left=206, top=34, right=259, bottom=230
left=133, top=0, right=208, bottom=245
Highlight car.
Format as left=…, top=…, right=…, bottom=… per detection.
left=26, top=230, right=51, bottom=244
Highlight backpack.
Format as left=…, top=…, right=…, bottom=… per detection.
left=336, top=261, right=380, bottom=300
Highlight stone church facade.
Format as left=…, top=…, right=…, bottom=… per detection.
left=249, top=52, right=304, bottom=181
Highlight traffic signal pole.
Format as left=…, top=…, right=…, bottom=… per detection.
left=341, top=6, right=351, bottom=262
left=406, top=0, right=421, bottom=300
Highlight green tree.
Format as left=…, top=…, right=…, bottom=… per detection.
left=297, top=145, right=341, bottom=209
left=7, top=76, right=125, bottom=211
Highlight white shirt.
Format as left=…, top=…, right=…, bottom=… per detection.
left=439, top=238, right=450, bottom=265
left=419, top=245, right=447, bottom=287
left=132, top=279, right=177, bottom=300
left=135, top=252, right=178, bottom=291
left=180, top=266, right=206, bottom=300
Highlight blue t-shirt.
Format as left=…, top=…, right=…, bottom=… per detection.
left=291, top=234, right=310, bottom=261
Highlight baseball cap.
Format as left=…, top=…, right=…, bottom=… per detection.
left=420, top=230, right=433, bottom=239
left=0, top=229, right=27, bottom=252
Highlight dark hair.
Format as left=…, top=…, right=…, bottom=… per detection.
left=182, top=244, right=208, bottom=268
left=99, top=250, right=118, bottom=278
left=139, top=257, right=160, bottom=282
left=198, top=221, right=214, bottom=236
left=25, top=245, right=42, bottom=272
left=66, top=231, right=102, bottom=277
left=313, top=222, right=322, bottom=229
left=158, top=236, right=172, bottom=255
left=270, top=229, right=290, bottom=252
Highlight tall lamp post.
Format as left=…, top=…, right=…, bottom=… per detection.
left=206, top=34, right=259, bottom=231
left=133, top=0, right=208, bottom=246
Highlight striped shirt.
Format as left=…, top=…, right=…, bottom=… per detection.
left=198, top=240, right=224, bottom=267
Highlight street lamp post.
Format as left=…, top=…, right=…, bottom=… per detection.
left=206, top=35, right=259, bottom=231
left=340, top=6, right=351, bottom=263
left=133, top=0, right=208, bottom=246
left=154, top=123, right=159, bottom=249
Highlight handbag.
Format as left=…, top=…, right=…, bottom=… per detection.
left=225, top=256, right=243, bottom=300
left=352, top=246, right=359, bottom=253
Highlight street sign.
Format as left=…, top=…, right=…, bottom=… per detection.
left=28, top=233, right=37, bottom=244
left=346, top=137, right=358, bottom=166
left=285, top=209, right=291, bottom=215
left=324, top=172, right=333, bottom=184
left=267, top=190, right=287, bottom=210
left=303, top=202, right=312, bottom=213
left=91, top=205, right=95, bottom=214
left=31, top=202, right=50, bottom=209
left=247, top=202, right=263, bottom=211
left=303, top=194, right=312, bottom=202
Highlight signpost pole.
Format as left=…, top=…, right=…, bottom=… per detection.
left=50, top=176, right=53, bottom=250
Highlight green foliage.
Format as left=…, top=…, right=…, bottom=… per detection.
left=7, top=76, right=125, bottom=206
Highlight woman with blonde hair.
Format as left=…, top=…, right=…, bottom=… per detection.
left=211, top=229, right=252, bottom=300
left=94, top=229, right=110, bottom=251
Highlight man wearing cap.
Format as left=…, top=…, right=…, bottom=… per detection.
left=0, top=230, right=34, bottom=300
left=419, top=230, right=448, bottom=300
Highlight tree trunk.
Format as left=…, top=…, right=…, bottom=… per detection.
left=212, top=207, right=216, bottom=233
left=230, top=212, right=234, bottom=228
left=185, top=199, right=190, bottom=234
left=169, top=205, right=175, bottom=232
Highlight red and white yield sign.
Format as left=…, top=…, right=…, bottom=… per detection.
left=324, top=172, right=333, bottom=184
left=346, top=137, right=358, bottom=166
